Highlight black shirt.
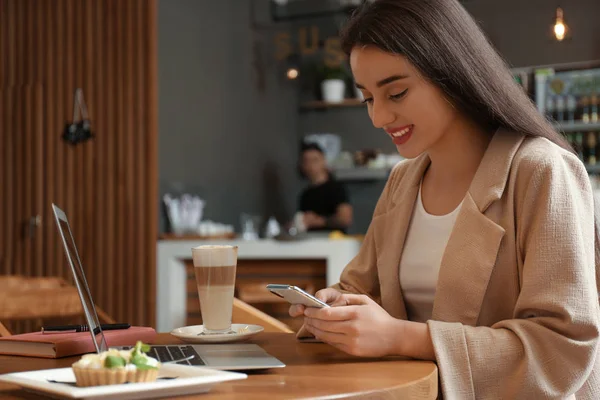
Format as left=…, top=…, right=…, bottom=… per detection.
left=299, top=178, right=349, bottom=231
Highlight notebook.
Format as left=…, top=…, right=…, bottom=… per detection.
left=0, top=326, right=156, bottom=358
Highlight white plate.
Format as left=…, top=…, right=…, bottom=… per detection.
left=0, top=364, right=246, bottom=400
left=170, top=324, right=264, bottom=344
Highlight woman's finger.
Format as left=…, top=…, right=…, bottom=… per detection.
left=305, top=322, right=347, bottom=346
left=314, top=288, right=341, bottom=303
left=305, top=317, right=355, bottom=334
left=335, top=293, right=371, bottom=306
left=304, top=305, right=362, bottom=321
left=289, top=304, right=306, bottom=317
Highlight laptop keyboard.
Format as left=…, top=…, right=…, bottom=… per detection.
left=121, top=345, right=206, bottom=366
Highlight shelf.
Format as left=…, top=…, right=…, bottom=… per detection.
left=159, top=233, right=237, bottom=241
left=553, top=122, right=600, bottom=133
left=333, top=168, right=389, bottom=181
left=270, top=0, right=358, bottom=22
left=300, top=98, right=364, bottom=110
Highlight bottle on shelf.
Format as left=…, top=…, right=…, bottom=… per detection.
left=587, top=132, right=597, bottom=166
left=591, top=91, right=599, bottom=123
left=545, top=97, right=555, bottom=121
left=582, top=81, right=592, bottom=123
left=582, top=98, right=591, bottom=123
left=571, top=73, right=584, bottom=122
left=566, top=94, right=577, bottom=123
left=555, top=95, right=566, bottom=123
left=575, top=132, right=585, bottom=161
left=565, top=132, right=575, bottom=149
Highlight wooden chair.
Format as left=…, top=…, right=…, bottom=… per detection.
left=0, top=275, right=114, bottom=337
left=235, top=283, right=317, bottom=332
left=0, top=322, right=10, bottom=337
left=232, top=298, right=293, bottom=333
left=236, top=282, right=316, bottom=304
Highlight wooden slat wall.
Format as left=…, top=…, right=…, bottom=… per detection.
left=0, top=86, right=44, bottom=334
left=0, top=0, right=158, bottom=329
left=0, top=87, right=44, bottom=274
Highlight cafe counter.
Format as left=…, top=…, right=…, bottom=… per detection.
left=156, top=237, right=362, bottom=332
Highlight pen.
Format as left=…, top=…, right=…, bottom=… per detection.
left=41, top=323, right=131, bottom=333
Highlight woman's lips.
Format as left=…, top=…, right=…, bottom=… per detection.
left=386, top=124, right=414, bottom=146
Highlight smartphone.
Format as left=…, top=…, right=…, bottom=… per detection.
left=266, top=284, right=330, bottom=308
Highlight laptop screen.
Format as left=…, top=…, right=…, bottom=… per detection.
left=52, top=204, right=108, bottom=353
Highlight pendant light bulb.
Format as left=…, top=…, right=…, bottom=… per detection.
left=554, top=7, right=567, bottom=41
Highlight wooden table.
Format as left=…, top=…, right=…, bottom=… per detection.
left=0, top=333, right=438, bottom=399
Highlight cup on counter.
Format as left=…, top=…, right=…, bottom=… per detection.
left=240, top=213, right=260, bottom=240
left=191, top=245, right=238, bottom=335
left=293, top=212, right=307, bottom=234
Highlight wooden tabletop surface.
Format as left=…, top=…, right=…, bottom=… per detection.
left=0, top=332, right=438, bottom=399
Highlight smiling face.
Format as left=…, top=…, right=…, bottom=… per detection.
left=351, top=46, right=462, bottom=159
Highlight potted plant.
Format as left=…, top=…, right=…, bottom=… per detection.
left=319, top=65, right=349, bottom=103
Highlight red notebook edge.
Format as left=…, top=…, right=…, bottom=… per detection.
left=0, top=326, right=157, bottom=359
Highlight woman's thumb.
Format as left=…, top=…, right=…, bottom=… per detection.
left=334, top=293, right=370, bottom=306
left=314, top=288, right=340, bottom=304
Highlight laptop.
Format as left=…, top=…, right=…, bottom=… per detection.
left=52, top=204, right=285, bottom=370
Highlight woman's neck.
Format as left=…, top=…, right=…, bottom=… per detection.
left=425, top=119, right=492, bottom=188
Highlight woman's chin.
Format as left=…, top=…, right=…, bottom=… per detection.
left=395, top=145, right=424, bottom=159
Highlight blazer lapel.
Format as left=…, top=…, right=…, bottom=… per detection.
left=372, top=154, right=430, bottom=320
left=432, top=130, right=525, bottom=326
left=431, top=194, right=505, bottom=325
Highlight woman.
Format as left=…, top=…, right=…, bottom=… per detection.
left=289, top=0, right=600, bottom=398
left=297, top=142, right=353, bottom=232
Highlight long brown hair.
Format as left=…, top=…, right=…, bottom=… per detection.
left=341, top=0, right=569, bottom=149
left=341, top=0, right=600, bottom=268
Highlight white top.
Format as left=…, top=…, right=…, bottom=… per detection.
left=399, top=185, right=463, bottom=323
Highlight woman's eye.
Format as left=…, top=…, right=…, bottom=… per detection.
left=361, top=89, right=406, bottom=105
left=389, top=88, right=408, bottom=101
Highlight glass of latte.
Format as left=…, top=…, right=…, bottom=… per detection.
left=191, top=245, right=238, bottom=335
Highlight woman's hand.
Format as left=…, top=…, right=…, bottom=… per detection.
left=303, top=293, right=404, bottom=357
left=289, top=289, right=435, bottom=360
left=288, top=288, right=343, bottom=318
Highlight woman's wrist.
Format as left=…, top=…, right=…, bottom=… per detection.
left=390, top=319, right=436, bottom=361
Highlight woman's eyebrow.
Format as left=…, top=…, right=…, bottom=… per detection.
left=355, top=74, right=409, bottom=89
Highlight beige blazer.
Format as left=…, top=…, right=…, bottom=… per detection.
left=322, top=131, right=600, bottom=399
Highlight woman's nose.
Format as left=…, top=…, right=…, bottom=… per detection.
left=370, top=101, right=395, bottom=129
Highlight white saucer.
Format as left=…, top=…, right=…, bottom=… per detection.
left=170, top=324, right=264, bottom=344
